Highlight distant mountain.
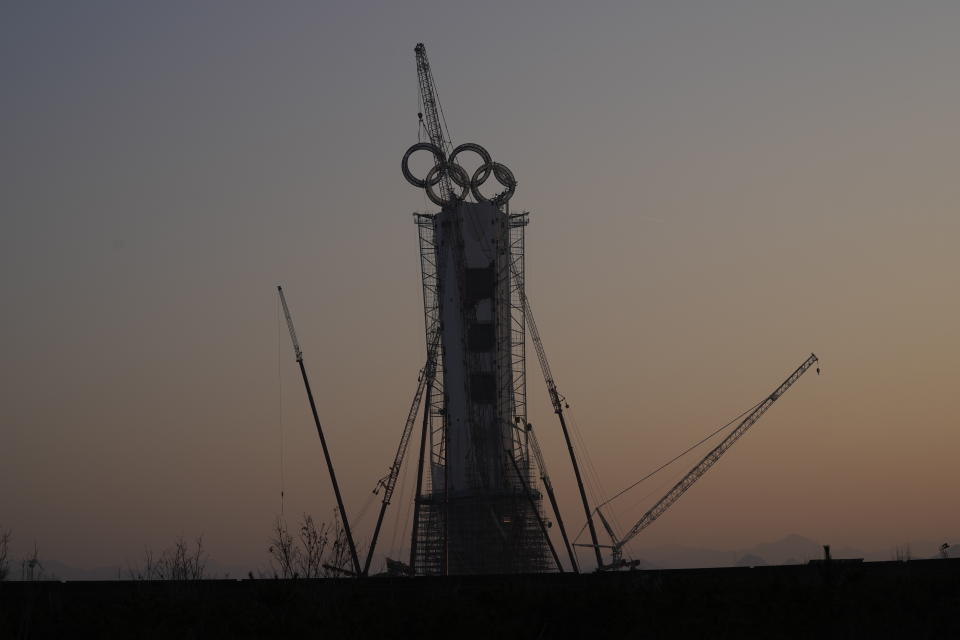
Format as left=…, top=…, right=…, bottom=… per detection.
left=626, top=544, right=738, bottom=570
left=749, top=534, right=865, bottom=564
left=629, top=534, right=870, bottom=569
left=735, top=554, right=767, bottom=567
left=748, top=534, right=824, bottom=564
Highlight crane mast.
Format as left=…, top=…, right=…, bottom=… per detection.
left=527, top=423, right=579, bottom=572
left=415, top=43, right=451, bottom=155
left=362, top=331, right=440, bottom=575
left=603, top=353, right=819, bottom=567
left=523, top=292, right=604, bottom=568
left=414, top=43, right=454, bottom=201
left=277, top=285, right=362, bottom=577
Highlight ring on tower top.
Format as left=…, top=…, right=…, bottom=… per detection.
left=402, top=142, right=446, bottom=188
left=470, top=161, right=516, bottom=206
left=403, top=141, right=515, bottom=208
left=448, top=143, right=493, bottom=187
left=424, top=162, right=470, bottom=208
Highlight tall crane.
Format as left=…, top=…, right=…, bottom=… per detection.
left=362, top=331, right=440, bottom=576
left=526, top=422, right=579, bottom=572
left=277, top=285, right=362, bottom=577
left=600, top=353, right=819, bottom=568
left=508, top=446, right=564, bottom=572
left=523, top=292, right=604, bottom=569
left=415, top=43, right=454, bottom=201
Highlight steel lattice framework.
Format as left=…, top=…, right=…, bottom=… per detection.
left=411, top=209, right=549, bottom=575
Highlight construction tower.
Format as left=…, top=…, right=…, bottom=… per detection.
left=403, top=44, right=549, bottom=575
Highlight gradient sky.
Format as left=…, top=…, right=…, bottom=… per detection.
left=2, top=1, right=958, bottom=572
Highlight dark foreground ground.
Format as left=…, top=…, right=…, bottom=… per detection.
left=2, top=558, right=958, bottom=638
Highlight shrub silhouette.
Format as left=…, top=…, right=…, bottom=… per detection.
left=268, top=511, right=351, bottom=578
left=129, top=536, right=206, bottom=580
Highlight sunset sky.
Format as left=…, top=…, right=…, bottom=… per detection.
left=3, top=1, right=958, bottom=573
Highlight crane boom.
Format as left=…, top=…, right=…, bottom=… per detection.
left=415, top=43, right=450, bottom=155
left=527, top=424, right=579, bottom=572
left=605, top=353, right=819, bottom=566
left=276, top=285, right=362, bottom=577
left=523, top=292, right=604, bottom=568
left=362, top=331, right=440, bottom=575
left=278, top=288, right=303, bottom=362
left=415, top=43, right=453, bottom=200
left=509, top=450, right=564, bottom=572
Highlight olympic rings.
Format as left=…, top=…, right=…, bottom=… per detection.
left=402, top=141, right=516, bottom=208
left=425, top=162, right=470, bottom=208
left=402, top=142, right=446, bottom=188
left=470, top=161, right=516, bottom=206
left=448, top=143, right=492, bottom=187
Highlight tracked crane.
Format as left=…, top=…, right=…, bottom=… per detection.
left=277, top=285, right=362, bottom=577
left=599, top=353, right=819, bottom=568
left=362, top=331, right=440, bottom=575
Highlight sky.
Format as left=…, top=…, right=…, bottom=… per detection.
left=2, top=1, right=958, bottom=574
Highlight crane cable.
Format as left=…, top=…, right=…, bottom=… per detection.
left=596, top=399, right=764, bottom=512
left=567, top=406, right=624, bottom=534
left=569, top=399, right=764, bottom=545
left=276, top=295, right=286, bottom=516
left=427, top=60, right=454, bottom=154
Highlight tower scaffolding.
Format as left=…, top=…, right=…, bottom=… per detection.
left=411, top=210, right=548, bottom=575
